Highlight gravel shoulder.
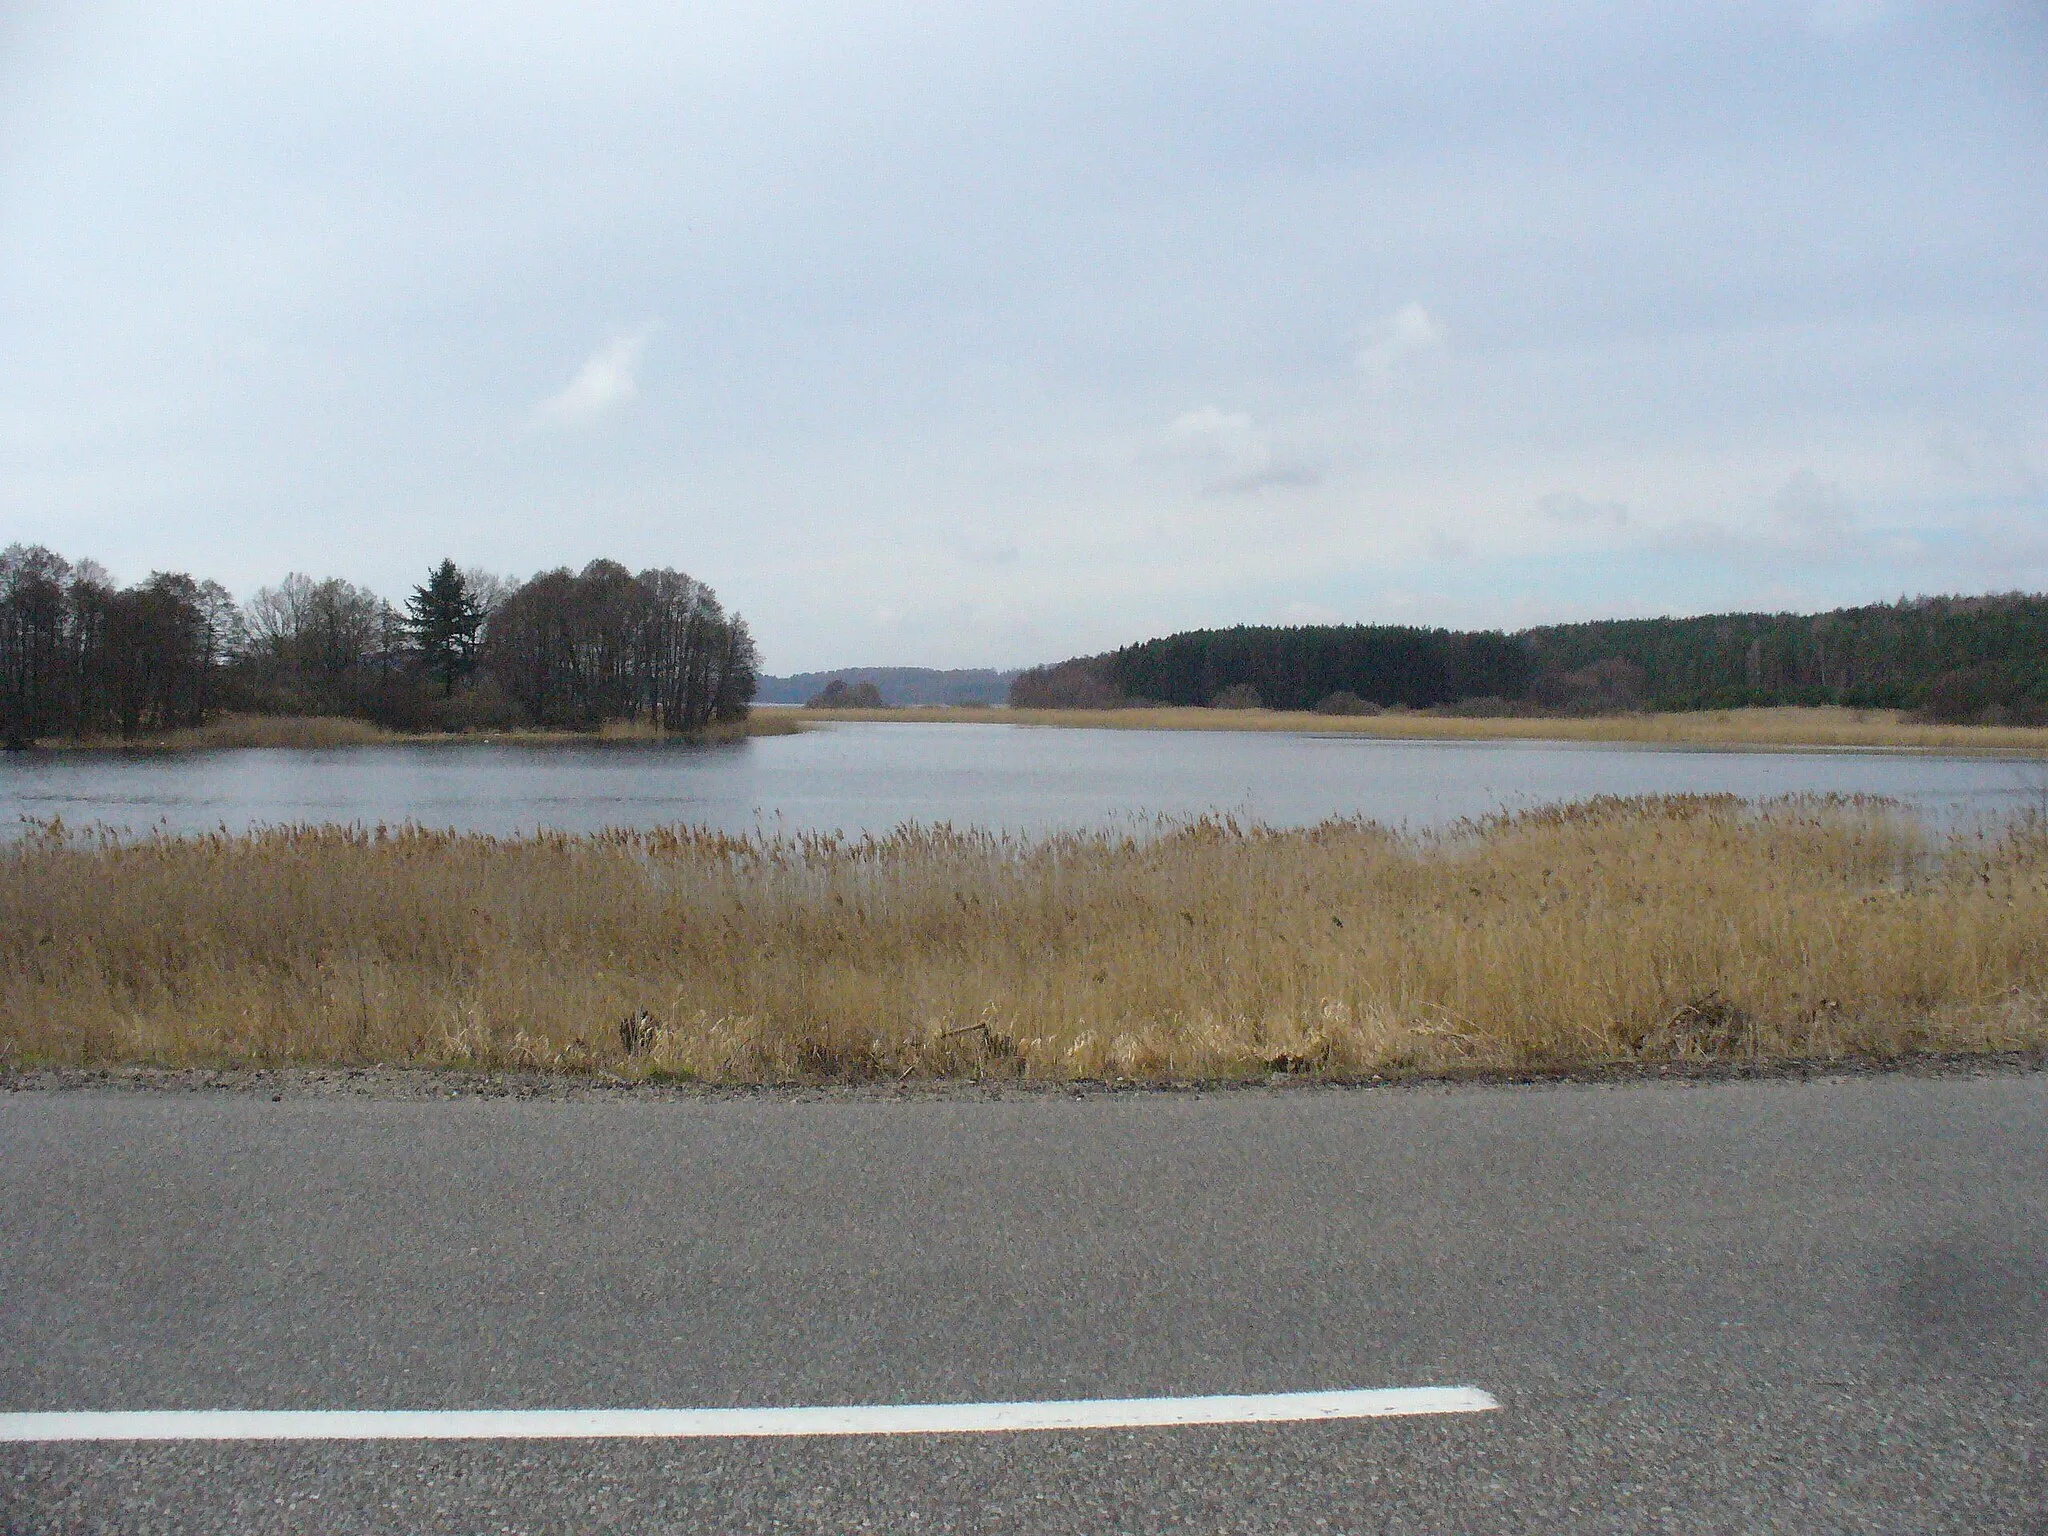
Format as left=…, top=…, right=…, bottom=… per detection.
left=6, top=1048, right=2043, bottom=1103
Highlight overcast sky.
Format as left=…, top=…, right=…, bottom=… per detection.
left=3, top=1, right=2043, bottom=671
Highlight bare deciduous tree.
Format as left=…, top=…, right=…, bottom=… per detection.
left=483, top=561, right=757, bottom=732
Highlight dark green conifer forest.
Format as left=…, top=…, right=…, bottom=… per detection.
left=1011, top=594, right=2048, bottom=724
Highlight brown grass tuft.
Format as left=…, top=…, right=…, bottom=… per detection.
left=3, top=796, right=2043, bottom=1081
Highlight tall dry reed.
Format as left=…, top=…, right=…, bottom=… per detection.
left=3, top=796, right=2043, bottom=1080
left=769, top=703, right=2048, bottom=756
left=53, top=711, right=803, bottom=753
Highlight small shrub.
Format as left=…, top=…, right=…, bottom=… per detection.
left=1531, top=658, right=1647, bottom=716
left=1007, top=657, right=1124, bottom=708
left=1913, top=665, right=2048, bottom=726
left=1315, top=691, right=1380, bottom=716
left=437, top=678, right=530, bottom=732
left=1437, top=696, right=1529, bottom=719
left=806, top=679, right=887, bottom=709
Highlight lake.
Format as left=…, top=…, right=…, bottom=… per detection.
left=0, top=721, right=2036, bottom=842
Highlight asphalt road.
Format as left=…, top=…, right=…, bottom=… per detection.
left=2, top=1070, right=2044, bottom=1534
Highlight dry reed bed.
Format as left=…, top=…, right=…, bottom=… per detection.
left=782, top=704, right=2048, bottom=755
left=56, top=711, right=801, bottom=752
left=3, top=796, right=2044, bottom=1081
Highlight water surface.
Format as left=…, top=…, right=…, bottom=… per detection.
left=1, top=721, right=2034, bottom=841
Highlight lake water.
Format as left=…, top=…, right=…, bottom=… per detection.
left=0, top=721, right=2036, bottom=841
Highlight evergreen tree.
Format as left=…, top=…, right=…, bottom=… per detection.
left=406, top=558, right=482, bottom=697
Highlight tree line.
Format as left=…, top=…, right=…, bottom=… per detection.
left=1009, top=594, right=2048, bottom=724
left=1102, top=624, right=1533, bottom=712
left=0, top=546, right=758, bottom=746
left=1521, top=594, right=2048, bottom=717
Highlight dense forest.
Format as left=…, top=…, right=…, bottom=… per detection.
left=1010, top=594, right=2048, bottom=724
left=0, top=545, right=757, bottom=746
left=1099, top=625, right=1532, bottom=713
left=1521, top=595, right=2048, bottom=715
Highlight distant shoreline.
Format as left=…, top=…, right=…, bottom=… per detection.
left=769, top=703, right=2048, bottom=756
left=13, top=703, right=2048, bottom=757
left=15, top=712, right=806, bottom=754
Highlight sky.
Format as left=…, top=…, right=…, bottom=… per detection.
left=2, top=1, right=2044, bottom=672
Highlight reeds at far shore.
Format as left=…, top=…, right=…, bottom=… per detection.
left=775, top=703, right=2048, bottom=756
left=43, top=710, right=803, bottom=752
left=33, top=704, right=2047, bottom=756
left=4, top=795, right=2043, bottom=1082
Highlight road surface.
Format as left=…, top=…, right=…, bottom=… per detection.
left=2, top=1069, right=2043, bottom=1533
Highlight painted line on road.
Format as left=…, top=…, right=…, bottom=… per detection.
left=0, top=1387, right=1498, bottom=1442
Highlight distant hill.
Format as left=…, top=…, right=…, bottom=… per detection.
left=755, top=667, right=1023, bottom=707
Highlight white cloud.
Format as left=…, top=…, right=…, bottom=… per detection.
left=1538, top=491, right=1630, bottom=528
left=1772, top=468, right=1857, bottom=544
left=1808, top=0, right=1883, bottom=39
left=1961, top=514, right=2048, bottom=571
left=1650, top=470, right=1877, bottom=565
left=1171, top=406, right=1262, bottom=467
left=955, top=533, right=1021, bottom=566
left=1356, top=302, right=1442, bottom=379
left=531, top=329, right=651, bottom=428
left=1167, top=407, right=1322, bottom=493
left=1427, top=530, right=1472, bottom=562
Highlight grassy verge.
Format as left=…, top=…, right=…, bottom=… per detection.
left=778, top=703, right=2048, bottom=755
left=43, top=711, right=805, bottom=751
left=4, top=796, right=2042, bottom=1081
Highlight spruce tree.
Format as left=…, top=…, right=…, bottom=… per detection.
left=406, top=559, right=482, bottom=697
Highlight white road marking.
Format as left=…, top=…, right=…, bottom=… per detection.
left=0, top=1387, right=1497, bottom=1442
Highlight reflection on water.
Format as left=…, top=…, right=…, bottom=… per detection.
left=0, top=720, right=2033, bottom=840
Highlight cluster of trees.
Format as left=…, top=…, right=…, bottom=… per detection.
left=233, top=570, right=427, bottom=721
left=1009, top=625, right=1532, bottom=713
left=803, top=679, right=886, bottom=709
left=1097, top=624, right=1535, bottom=713
left=1008, top=655, right=1128, bottom=709
left=1009, top=594, right=2048, bottom=724
left=0, top=545, right=757, bottom=745
left=0, top=547, right=239, bottom=746
left=1522, top=594, right=2048, bottom=718
left=483, top=562, right=756, bottom=731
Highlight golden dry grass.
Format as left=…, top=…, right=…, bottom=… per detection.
left=4, top=796, right=2043, bottom=1081
left=595, top=714, right=805, bottom=742
left=768, top=703, right=2048, bottom=755
left=77, top=714, right=401, bottom=751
